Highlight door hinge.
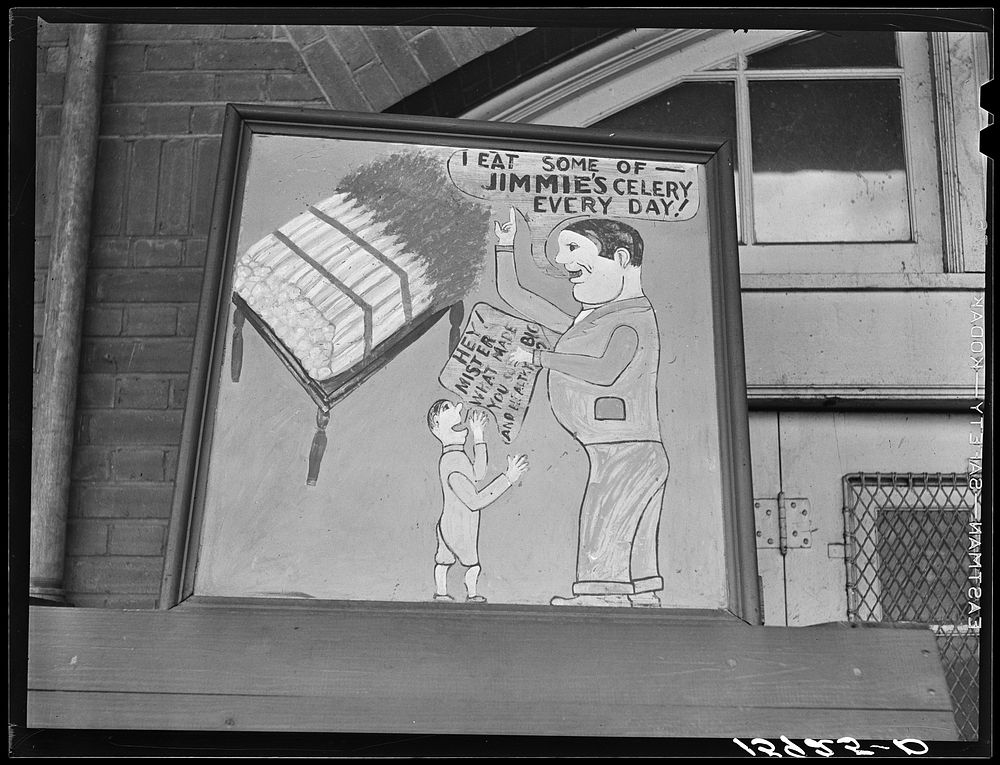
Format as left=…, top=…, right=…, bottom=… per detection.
left=754, top=493, right=813, bottom=554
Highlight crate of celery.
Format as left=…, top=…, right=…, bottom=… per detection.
left=230, top=150, right=490, bottom=412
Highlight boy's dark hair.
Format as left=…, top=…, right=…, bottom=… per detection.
left=427, top=399, right=450, bottom=432
left=562, top=219, right=644, bottom=267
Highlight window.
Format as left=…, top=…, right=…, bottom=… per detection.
left=463, top=29, right=990, bottom=278
left=594, top=32, right=943, bottom=274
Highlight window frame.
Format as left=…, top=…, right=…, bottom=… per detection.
left=733, top=32, right=942, bottom=273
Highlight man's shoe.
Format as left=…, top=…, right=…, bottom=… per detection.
left=466, top=595, right=488, bottom=603
left=433, top=594, right=455, bottom=602
left=549, top=594, right=629, bottom=607
left=628, top=591, right=661, bottom=608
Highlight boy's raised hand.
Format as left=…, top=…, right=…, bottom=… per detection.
left=467, top=408, right=490, bottom=442
left=505, top=453, right=530, bottom=483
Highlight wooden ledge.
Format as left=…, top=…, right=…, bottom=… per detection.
left=26, top=604, right=958, bottom=739
left=740, top=273, right=985, bottom=292
left=175, top=595, right=747, bottom=623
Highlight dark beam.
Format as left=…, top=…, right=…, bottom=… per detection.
left=29, top=24, right=107, bottom=604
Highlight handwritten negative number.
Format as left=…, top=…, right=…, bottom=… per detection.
left=838, top=737, right=875, bottom=756
left=803, top=739, right=836, bottom=757
left=732, top=737, right=929, bottom=756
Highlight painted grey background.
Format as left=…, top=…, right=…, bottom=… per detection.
left=195, top=134, right=728, bottom=608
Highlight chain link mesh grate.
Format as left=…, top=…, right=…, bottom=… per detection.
left=843, top=473, right=980, bottom=741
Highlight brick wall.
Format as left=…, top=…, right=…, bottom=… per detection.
left=34, top=22, right=532, bottom=608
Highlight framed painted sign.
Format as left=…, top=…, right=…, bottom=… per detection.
left=162, top=106, right=756, bottom=621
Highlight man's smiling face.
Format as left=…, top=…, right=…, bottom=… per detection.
left=554, top=229, right=628, bottom=305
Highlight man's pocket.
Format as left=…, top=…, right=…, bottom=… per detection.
left=594, top=396, right=626, bottom=421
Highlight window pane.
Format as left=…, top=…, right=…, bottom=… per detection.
left=747, top=31, right=898, bottom=69
left=594, top=82, right=742, bottom=238
left=749, top=80, right=911, bottom=243
left=595, top=81, right=737, bottom=162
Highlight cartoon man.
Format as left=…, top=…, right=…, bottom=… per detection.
left=427, top=399, right=530, bottom=603
left=497, top=208, right=669, bottom=607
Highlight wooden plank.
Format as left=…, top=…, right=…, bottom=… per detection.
left=931, top=32, right=989, bottom=273
left=749, top=412, right=786, bottom=626
left=27, top=690, right=960, bottom=739
left=742, top=290, right=985, bottom=402
left=26, top=604, right=957, bottom=739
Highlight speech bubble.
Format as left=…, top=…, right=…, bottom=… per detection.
left=447, top=148, right=700, bottom=275
left=448, top=148, right=699, bottom=220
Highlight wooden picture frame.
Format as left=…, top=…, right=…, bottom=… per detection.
left=160, top=105, right=757, bottom=623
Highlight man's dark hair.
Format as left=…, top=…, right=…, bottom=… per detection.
left=562, top=219, right=644, bottom=267
left=427, top=399, right=450, bottom=432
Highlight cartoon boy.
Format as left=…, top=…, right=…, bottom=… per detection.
left=427, top=399, right=529, bottom=603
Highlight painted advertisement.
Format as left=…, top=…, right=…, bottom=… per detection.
left=192, top=123, right=740, bottom=611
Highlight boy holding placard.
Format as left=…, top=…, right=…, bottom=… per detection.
left=427, top=399, right=529, bottom=603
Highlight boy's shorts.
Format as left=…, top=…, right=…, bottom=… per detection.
left=435, top=521, right=479, bottom=567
